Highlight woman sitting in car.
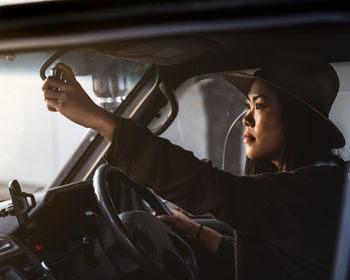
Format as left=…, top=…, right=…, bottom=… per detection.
left=42, top=52, right=346, bottom=280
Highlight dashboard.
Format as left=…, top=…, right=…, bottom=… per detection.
left=0, top=181, right=123, bottom=280
left=0, top=177, right=233, bottom=280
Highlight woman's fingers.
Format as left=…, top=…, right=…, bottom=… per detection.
left=54, top=63, right=77, bottom=84
left=44, top=88, right=63, bottom=101
left=42, top=76, right=69, bottom=91
left=157, top=209, right=200, bottom=239
left=45, top=99, right=60, bottom=112
left=42, top=63, right=76, bottom=91
left=170, top=208, right=178, bottom=215
left=157, top=209, right=189, bottom=225
left=44, top=88, right=63, bottom=112
left=157, top=214, right=176, bottom=224
left=170, top=208, right=183, bottom=216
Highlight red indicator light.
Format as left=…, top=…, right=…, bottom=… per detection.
left=93, top=212, right=99, bottom=217
left=35, top=244, right=44, bottom=251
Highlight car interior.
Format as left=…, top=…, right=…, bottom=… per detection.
left=0, top=1, right=349, bottom=280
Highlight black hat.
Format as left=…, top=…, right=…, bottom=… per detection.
left=224, top=52, right=345, bottom=148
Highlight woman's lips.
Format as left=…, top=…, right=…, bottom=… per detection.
left=244, top=133, right=256, bottom=143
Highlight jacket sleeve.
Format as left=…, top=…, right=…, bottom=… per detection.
left=106, top=118, right=343, bottom=243
left=217, top=235, right=235, bottom=262
left=106, top=118, right=225, bottom=216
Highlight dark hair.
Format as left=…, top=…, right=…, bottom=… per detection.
left=244, top=88, right=339, bottom=176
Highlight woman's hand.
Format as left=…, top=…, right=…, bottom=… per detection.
left=42, top=63, right=117, bottom=141
left=158, top=209, right=224, bottom=254
left=157, top=209, right=201, bottom=240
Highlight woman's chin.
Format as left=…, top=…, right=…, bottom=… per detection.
left=245, top=150, right=257, bottom=160
left=245, top=148, right=265, bottom=160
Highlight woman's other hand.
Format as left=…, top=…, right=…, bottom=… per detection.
left=157, top=209, right=201, bottom=240
left=42, top=63, right=117, bottom=141
left=158, top=209, right=224, bottom=254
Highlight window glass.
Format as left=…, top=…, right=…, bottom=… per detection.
left=0, top=50, right=151, bottom=201
left=161, top=73, right=246, bottom=175
left=330, top=62, right=350, bottom=161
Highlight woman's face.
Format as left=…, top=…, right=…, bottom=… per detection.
left=243, top=80, right=285, bottom=164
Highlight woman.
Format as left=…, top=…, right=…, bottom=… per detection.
left=42, top=52, right=346, bottom=280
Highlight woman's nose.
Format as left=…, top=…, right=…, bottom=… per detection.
left=243, top=110, right=255, bottom=127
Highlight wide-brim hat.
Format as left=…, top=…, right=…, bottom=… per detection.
left=224, top=52, right=345, bottom=148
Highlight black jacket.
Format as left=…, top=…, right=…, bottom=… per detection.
left=106, top=118, right=344, bottom=280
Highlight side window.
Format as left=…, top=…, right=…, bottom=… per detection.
left=330, top=62, right=350, bottom=161
left=161, top=73, right=246, bottom=175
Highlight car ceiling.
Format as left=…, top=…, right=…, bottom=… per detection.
left=94, top=24, right=350, bottom=87
left=1, top=0, right=350, bottom=85
left=0, top=0, right=348, bottom=52
left=98, top=24, right=350, bottom=67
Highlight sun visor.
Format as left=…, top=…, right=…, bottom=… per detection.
left=97, top=38, right=219, bottom=65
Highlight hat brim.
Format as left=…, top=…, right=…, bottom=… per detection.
left=224, top=71, right=345, bottom=149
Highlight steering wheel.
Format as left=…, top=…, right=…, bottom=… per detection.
left=93, top=163, right=197, bottom=280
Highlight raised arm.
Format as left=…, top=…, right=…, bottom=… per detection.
left=42, top=63, right=117, bottom=141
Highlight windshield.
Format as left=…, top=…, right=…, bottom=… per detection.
left=0, top=49, right=150, bottom=201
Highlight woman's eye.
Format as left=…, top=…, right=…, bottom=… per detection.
left=256, top=104, right=263, bottom=109
left=244, top=103, right=250, bottom=110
